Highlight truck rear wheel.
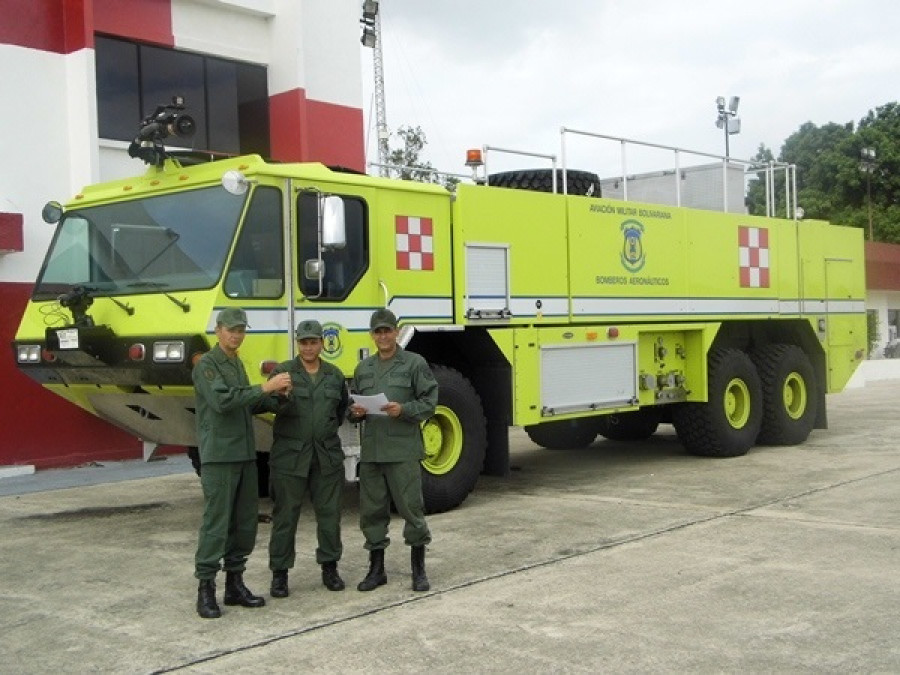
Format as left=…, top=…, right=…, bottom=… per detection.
left=420, top=365, right=487, bottom=514
left=752, top=344, right=817, bottom=446
left=487, top=169, right=601, bottom=196
left=524, top=418, right=597, bottom=449
left=595, top=410, right=660, bottom=441
left=672, top=348, right=763, bottom=457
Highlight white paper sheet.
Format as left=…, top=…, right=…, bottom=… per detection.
left=350, top=392, right=390, bottom=415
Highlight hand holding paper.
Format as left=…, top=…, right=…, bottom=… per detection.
left=350, top=392, right=390, bottom=415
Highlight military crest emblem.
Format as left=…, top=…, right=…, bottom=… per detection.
left=620, top=219, right=646, bottom=273
left=322, top=323, right=343, bottom=359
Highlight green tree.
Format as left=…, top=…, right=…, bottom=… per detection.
left=387, top=125, right=459, bottom=191
left=746, top=101, right=900, bottom=243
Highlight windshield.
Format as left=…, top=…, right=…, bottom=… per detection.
left=33, top=185, right=247, bottom=300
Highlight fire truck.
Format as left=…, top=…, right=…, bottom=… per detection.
left=13, top=113, right=867, bottom=513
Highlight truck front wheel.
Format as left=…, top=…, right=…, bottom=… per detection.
left=420, top=365, right=487, bottom=514
left=672, top=348, right=763, bottom=457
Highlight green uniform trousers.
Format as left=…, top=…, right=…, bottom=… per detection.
left=359, top=460, right=431, bottom=550
left=268, top=458, right=344, bottom=570
left=194, top=460, right=259, bottom=580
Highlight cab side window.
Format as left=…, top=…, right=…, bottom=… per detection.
left=224, top=186, right=283, bottom=298
left=298, top=192, right=368, bottom=300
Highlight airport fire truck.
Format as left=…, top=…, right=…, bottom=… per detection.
left=13, top=112, right=867, bottom=513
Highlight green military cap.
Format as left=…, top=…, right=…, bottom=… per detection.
left=217, top=307, right=250, bottom=328
left=295, top=319, right=323, bottom=340
left=370, top=308, right=398, bottom=331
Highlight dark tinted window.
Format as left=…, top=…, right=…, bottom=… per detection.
left=95, top=38, right=140, bottom=140
left=140, top=45, right=206, bottom=149
left=225, top=187, right=284, bottom=299
left=95, top=36, right=269, bottom=157
left=298, top=193, right=368, bottom=300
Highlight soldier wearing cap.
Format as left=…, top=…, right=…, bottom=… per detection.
left=348, top=308, right=438, bottom=592
left=192, top=307, right=292, bottom=619
left=266, top=319, right=350, bottom=598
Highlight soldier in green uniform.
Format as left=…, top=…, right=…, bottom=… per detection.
left=267, top=319, right=349, bottom=598
left=348, top=308, right=438, bottom=592
left=192, top=307, right=292, bottom=619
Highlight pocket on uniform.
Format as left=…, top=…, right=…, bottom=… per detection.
left=388, top=373, right=412, bottom=388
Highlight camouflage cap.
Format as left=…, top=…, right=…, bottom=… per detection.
left=369, top=308, right=398, bottom=331
left=295, top=319, right=323, bottom=340
left=217, top=307, right=250, bottom=328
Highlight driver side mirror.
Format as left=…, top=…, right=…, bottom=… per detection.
left=321, top=195, right=346, bottom=250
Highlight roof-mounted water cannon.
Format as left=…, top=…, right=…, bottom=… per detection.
left=128, top=95, right=196, bottom=167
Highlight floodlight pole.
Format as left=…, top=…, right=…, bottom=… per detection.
left=372, top=9, right=389, bottom=176
left=715, top=95, right=740, bottom=159
left=361, top=1, right=389, bottom=177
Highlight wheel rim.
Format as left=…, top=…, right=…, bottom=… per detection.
left=724, top=377, right=751, bottom=429
left=421, top=405, right=463, bottom=475
left=782, top=371, right=808, bottom=420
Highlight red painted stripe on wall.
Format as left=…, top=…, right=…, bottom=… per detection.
left=0, top=212, right=24, bottom=252
left=305, top=99, right=365, bottom=172
left=269, top=88, right=364, bottom=171
left=0, top=0, right=91, bottom=53
left=865, top=241, right=900, bottom=291
left=93, top=0, right=173, bottom=46
left=269, top=88, right=309, bottom=163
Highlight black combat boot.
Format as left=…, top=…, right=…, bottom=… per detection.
left=321, top=561, right=346, bottom=591
left=196, top=579, right=221, bottom=619
left=223, top=570, right=266, bottom=608
left=270, top=569, right=289, bottom=598
left=357, top=549, right=387, bottom=591
left=411, top=545, right=430, bottom=592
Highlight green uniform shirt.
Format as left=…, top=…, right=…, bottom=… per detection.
left=192, top=345, right=268, bottom=464
left=351, top=346, right=438, bottom=462
left=269, top=358, right=349, bottom=476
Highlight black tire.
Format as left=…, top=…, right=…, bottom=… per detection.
left=596, top=410, right=660, bottom=441
left=487, top=169, right=601, bottom=196
left=420, top=365, right=487, bottom=514
left=524, top=418, right=597, bottom=449
left=751, top=344, right=817, bottom=446
left=672, top=348, right=763, bottom=457
left=187, top=446, right=201, bottom=476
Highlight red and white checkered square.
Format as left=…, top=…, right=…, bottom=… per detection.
left=738, top=226, right=770, bottom=288
left=396, top=216, right=434, bottom=271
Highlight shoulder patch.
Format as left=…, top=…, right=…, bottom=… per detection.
left=204, top=367, right=216, bottom=381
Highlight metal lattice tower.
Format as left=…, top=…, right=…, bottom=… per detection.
left=372, top=8, right=389, bottom=177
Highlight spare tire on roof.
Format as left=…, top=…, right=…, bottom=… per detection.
left=487, top=168, right=601, bottom=197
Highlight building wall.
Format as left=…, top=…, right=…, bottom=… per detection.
left=0, top=0, right=364, bottom=468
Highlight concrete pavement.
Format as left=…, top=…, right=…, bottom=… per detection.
left=1, top=380, right=898, bottom=673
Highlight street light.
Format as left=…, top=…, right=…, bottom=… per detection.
left=715, top=95, right=741, bottom=158
left=859, top=146, right=876, bottom=241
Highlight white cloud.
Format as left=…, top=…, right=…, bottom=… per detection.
left=362, top=0, right=900, bottom=179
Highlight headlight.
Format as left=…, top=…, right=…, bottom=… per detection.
left=17, top=345, right=41, bottom=363
left=152, top=341, right=185, bottom=362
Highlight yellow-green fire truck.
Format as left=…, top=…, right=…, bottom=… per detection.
left=13, top=132, right=866, bottom=513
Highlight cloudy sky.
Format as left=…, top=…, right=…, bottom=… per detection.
left=361, top=0, right=900, bottom=178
